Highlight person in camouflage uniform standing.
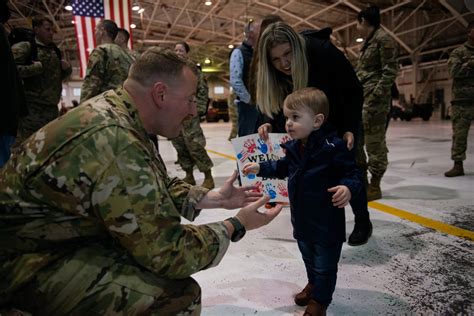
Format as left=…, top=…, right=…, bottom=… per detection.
left=228, top=89, right=238, bottom=141
left=11, top=16, right=71, bottom=142
left=170, top=41, right=215, bottom=189
left=80, top=19, right=133, bottom=102
left=356, top=5, right=398, bottom=201
left=115, top=27, right=140, bottom=61
left=444, top=22, right=474, bottom=177
left=0, top=47, right=282, bottom=315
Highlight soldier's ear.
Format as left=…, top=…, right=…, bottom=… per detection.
left=151, top=81, right=166, bottom=108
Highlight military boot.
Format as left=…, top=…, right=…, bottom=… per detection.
left=183, top=169, right=196, bottom=185
left=444, top=161, right=464, bottom=177
left=294, top=283, right=314, bottom=306
left=367, top=177, right=382, bottom=201
left=201, top=170, right=215, bottom=190
left=304, top=299, right=327, bottom=316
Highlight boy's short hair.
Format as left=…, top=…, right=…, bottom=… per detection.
left=283, top=87, right=329, bottom=121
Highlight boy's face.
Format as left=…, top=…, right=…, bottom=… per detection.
left=283, top=105, right=323, bottom=143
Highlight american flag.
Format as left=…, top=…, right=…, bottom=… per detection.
left=72, top=0, right=133, bottom=78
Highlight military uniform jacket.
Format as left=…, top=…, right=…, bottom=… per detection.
left=448, top=41, right=474, bottom=105
left=257, top=125, right=361, bottom=245
left=11, top=38, right=71, bottom=106
left=356, top=27, right=398, bottom=111
left=80, top=43, right=133, bottom=102
left=0, top=88, right=229, bottom=299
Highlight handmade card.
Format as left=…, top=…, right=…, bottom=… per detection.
left=231, top=133, right=291, bottom=203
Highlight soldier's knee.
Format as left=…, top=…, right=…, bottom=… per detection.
left=146, top=277, right=202, bottom=316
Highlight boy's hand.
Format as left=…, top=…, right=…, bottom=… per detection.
left=242, top=163, right=260, bottom=176
left=328, top=185, right=351, bottom=208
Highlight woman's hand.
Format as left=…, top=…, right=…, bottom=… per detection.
left=257, top=123, right=272, bottom=142
left=343, top=132, right=354, bottom=150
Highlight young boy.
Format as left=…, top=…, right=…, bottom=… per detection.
left=243, top=87, right=361, bottom=316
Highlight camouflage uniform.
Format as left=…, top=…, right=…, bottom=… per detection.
left=0, top=88, right=230, bottom=315
left=80, top=43, right=133, bottom=103
left=228, top=91, right=238, bottom=140
left=171, top=73, right=214, bottom=174
left=447, top=41, right=474, bottom=162
left=356, top=27, right=398, bottom=181
left=12, top=39, right=71, bottom=142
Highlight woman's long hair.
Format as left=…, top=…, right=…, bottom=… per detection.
left=248, top=14, right=283, bottom=104
left=256, top=22, right=308, bottom=118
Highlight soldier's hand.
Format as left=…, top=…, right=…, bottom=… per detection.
left=219, top=170, right=262, bottom=209
left=235, top=195, right=283, bottom=230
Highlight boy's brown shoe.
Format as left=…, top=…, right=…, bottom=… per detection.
left=294, top=283, right=314, bottom=306
left=303, top=299, right=327, bottom=316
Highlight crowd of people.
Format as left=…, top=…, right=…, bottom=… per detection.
left=0, top=0, right=472, bottom=314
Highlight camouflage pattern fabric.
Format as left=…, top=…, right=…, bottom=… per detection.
left=80, top=43, right=133, bottom=102
left=448, top=42, right=474, bottom=105
left=228, top=92, right=238, bottom=140
left=0, top=88, right=230, bottom=314
left=171, top=117, right=214, bottom=173
left=356, top=27, right=398, bottom=178
left=11, top=40, right=72, bottom=141
left=450, top=105, right=473, bottom=161
left=171, top=72, right=213, bottom=172
left=448, top=42, right=474, bottom=161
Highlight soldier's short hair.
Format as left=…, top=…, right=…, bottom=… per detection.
left=283, top=87, right=329, bottom=122
left=117, top=28, right=130, bottom=41
left=129, top=47, right=198, bottom=87
left=358, top=5, right=380, bottom=27
left=32, top=16, right=53, bottom=28
left=100, top=19, right=118, bottom=40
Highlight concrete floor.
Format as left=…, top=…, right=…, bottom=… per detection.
left=158, top=116, right=473, bottom=315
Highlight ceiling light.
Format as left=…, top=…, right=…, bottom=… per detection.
left=205, top=1, right=212, bottom=5
left=228, top=44, right=234, bottom=49
left=356, top=37, right=364, bottom=43
left=65, top=5, right=73, bottom=11
left=71, top=20, right=75, bottom=24
left=138, top=8, right=145, bottom=13
left=130, top=24, right=137, bottom=29
left=132, top=4, right=140, bottom=11
left=204, top=58, right=211, bottom=64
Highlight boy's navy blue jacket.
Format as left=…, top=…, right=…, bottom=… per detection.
left=258, top=125, right=361, bottom=245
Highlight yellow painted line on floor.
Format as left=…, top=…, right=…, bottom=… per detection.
left=207, top=149, right=237, bottom=161
left=369, top=201, right=474, bottom=241
left=207, top=148, right=474, bottom=242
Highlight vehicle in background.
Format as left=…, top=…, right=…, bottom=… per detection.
left=206, top=99, right=229, bottom=122
left=390, top=103, right=433, bottom=121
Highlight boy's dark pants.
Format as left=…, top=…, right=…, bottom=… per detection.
left=297, top=240, right=343, bottom=307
